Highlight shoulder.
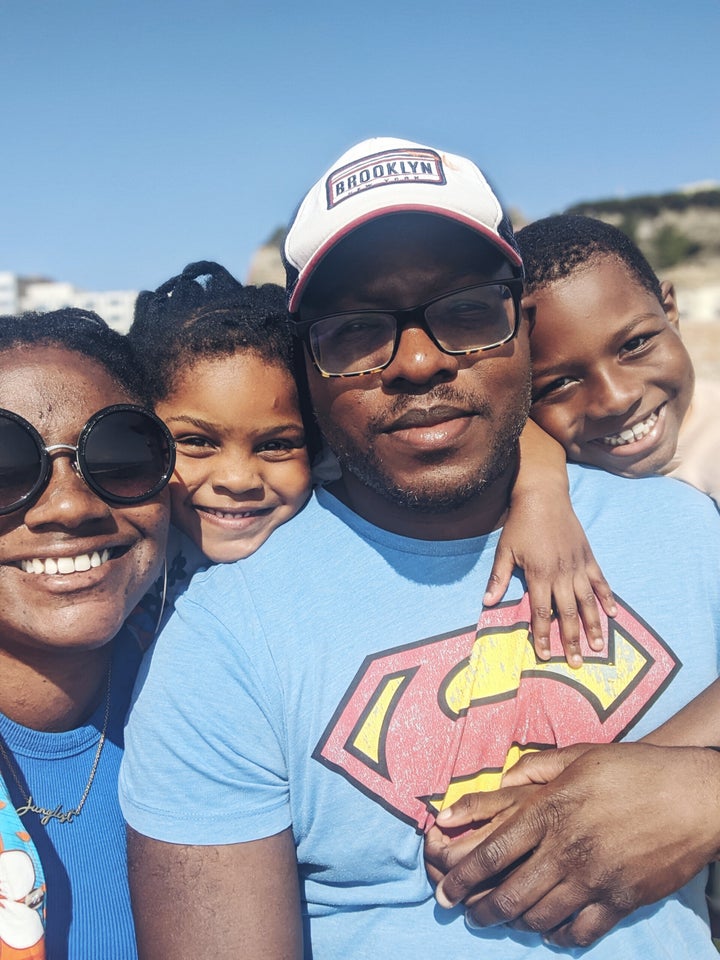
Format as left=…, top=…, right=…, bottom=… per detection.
left=567, top=464, right=720, bottom=593
left=670, top=380, right=720, bottom=504
left=568, top=463, right=720, bottom=545
left=568, top=461, right=717, bottom=511
left=183, top=490, right=357, bottom=592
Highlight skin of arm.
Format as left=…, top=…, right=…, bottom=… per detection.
left=485, top=419, right=616, bottom=666
left=128, top=826, right=303, bottom=960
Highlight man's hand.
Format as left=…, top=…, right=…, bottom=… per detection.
left=425, top=743, right=720, bottom=947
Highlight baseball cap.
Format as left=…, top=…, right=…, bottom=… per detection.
left=283, top=136, right=523, bottom=312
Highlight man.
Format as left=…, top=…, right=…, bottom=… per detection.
left=120, top=137, right=720, bottom=958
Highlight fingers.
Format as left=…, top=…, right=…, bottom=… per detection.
left=529, top=596, right=554, bottom=662
left=500, top=745, right=591, bottom=787
left=546, top=574, right=583, bottom=666
left=531, top=569, right=611, bottom=667
left=435, top=806, right=544, bottom=908
left=586, top=562, right=617, bottom=620
left=425, top=823, right=499, bottom=878
left=544, top=901, right=625, bottom=948
left=483, top=546, right=515, bottom=607
left=463, top=853, right=566, bottom=928
left=433, top=785, right=524, bottom=830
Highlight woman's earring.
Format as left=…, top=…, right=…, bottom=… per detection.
left=154, top=558, right=168, bottom=637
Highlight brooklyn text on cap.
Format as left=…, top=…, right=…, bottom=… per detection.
left=283, top=136, right=523, bottom=312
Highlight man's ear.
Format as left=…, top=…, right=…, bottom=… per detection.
left=660, top=280, right=680, bottom=328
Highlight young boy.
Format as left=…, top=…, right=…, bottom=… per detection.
left=520, top=213, right=718, bottom=502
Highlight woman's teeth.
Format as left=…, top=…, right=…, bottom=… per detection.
left=20, top=549, right=111, bottom=575
left=600, top=411, right=659, bottom=447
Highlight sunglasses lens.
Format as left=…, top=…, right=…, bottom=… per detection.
left=0, top=414, right=44, bottom=514
left=82, top=408, right=173, bottom=503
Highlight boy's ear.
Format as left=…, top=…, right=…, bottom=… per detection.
left=660, top=280, right=680, bottom=328
left=521, top=296, right=536, bottom=334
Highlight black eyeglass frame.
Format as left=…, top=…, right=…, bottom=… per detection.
left=0, top=404, right=176, bottom=516
left=290, top=278, right=524, bottom=378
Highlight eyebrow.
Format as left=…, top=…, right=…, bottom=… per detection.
left=163, top=414, right=305, bottom=437
left=162, top=414, right=217, bottom=431
left=531, top=312, right=665, bottom=377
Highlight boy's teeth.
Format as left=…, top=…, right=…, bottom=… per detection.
left=21, top=549, right=111, bottom=575
left=601, top=411, right=658, bottom=447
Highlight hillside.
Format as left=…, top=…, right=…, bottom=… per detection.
left=566, top=186, right=720, bottom=292
left=246, top=186, right=720, bottom=372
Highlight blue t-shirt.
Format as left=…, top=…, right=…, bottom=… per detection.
left=120, top=466, right=720, bottom=959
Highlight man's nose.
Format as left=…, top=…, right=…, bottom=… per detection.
left=380, top=324, right=458, bottom=389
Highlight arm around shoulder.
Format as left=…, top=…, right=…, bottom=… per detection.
left=128, top=826, right=303, bottom=960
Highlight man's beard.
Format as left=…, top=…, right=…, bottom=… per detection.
left=318, top=380, right=532, bottom=514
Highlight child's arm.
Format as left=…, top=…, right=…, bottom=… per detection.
left=485, top=419, right=617, bottom=666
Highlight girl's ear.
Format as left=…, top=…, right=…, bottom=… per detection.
left=660, top=280, right=680, bottom=328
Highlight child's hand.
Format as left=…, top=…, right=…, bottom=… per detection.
left=484, top=501, right=616, bottom=666
left=485, top=420, right=616, bottom=667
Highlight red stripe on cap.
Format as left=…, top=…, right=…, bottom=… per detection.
left=287, top=203, right=522, bottom=312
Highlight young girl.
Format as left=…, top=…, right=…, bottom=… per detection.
left=128, top=261, right=316, bottom=610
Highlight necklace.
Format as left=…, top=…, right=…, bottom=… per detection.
left=0, top=664, right=112, bottom=826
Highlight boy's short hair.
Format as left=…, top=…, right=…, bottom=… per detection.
left=516, top=214, right=662, bottom=301
left=0, top=308, right=148, bottom=402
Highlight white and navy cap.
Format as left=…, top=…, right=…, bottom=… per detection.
left=284, top=136, right=523, bottom=312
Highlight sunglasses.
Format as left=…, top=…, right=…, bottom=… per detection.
left=0, top=404, right=176, bottom=515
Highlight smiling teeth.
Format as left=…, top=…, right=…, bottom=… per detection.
left=21, top=549, right=111, bottom=575
left=600, top=412, right=659, bottom=447
left=203, top=508, right=265, bottom=519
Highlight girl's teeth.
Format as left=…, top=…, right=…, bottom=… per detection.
left=21, top=549, right=111, bottom=575
left=602, top=412, right=658, bottom=447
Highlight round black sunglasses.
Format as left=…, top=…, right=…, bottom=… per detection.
left=0, top=404, right=176, bottom=515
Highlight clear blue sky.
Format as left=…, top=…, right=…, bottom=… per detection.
left=2, top=0, right=718, bottom=293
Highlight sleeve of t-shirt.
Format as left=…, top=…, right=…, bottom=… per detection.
left=119, top=565, right=291, bottom=845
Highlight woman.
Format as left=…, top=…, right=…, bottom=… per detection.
left=0, top=308, right=172, bottom=958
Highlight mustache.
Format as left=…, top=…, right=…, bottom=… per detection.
left=369, top=385, right=493, bottom=432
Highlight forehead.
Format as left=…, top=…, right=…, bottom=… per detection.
left=162, top=352, right=300, bottom=422
left=300, top=213, right=512, bottom=314
left=0, top=345, right=130, bottom=437
left=529, top=258, right=664, bottom=346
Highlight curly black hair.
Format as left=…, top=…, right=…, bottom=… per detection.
left=129, top=261, right=320, bottom=455
left=0, top=308, right=148, bottom=402
left=516, top=215, right=662, bottom=301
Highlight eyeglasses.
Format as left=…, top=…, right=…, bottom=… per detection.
left=0, top=404, right=176, bottom=515
left=291, top=279, right=523, bottom=378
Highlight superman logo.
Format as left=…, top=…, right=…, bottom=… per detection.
left=313, top=594, right=680, bottom=831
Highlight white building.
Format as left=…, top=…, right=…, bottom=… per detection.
left=0, top=271, right=137, bottom=332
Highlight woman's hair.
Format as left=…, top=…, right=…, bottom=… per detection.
left=0, top=308, right=148, bottom=402
left=129, top=261, right=320, bottom=454
left=517, top=214, right=663, bottom=300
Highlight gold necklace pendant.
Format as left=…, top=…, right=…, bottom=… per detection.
left=0, top=664, right=112, bottom=826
